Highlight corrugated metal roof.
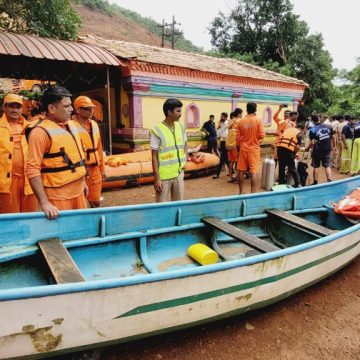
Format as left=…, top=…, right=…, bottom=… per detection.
left=0, top=31, right=120, bottom=66
left=80, top=35, right=307, bottom=87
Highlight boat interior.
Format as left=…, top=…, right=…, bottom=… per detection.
left=0, top=204, right=352, bottom=291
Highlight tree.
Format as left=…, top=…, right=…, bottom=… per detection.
left=0, top=0, right=81, bottom=40
left=210, top=0, right=307, bottom=66
left=288, top=33, right=336, bottom=117
left=328, top=61, right=360, bottom=116
left=209, top=0, right=336, bottom=117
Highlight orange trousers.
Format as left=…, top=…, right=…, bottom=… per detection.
left=0, top=175, right=37, bottom=213
left=50, top=193, right=88, bottom=211
left=86, top=165, right=103, bottom=203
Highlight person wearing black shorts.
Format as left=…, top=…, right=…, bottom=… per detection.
left=306, top=114, right=335, bottom=185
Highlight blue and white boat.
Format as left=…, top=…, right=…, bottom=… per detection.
left=0, top=177, right=359, bottom=359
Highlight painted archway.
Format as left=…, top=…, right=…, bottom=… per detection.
left=185, top=102, right=200, bottom=129
left=263, top=106, right=272, bottom=127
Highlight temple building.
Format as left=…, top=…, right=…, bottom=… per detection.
left=81, top=35, right=307, bottom=153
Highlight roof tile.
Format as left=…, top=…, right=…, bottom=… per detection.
left=80, top=35, right=307, bottom=87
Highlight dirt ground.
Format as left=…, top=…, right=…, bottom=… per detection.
left=75, top=169, right=360, bottom=360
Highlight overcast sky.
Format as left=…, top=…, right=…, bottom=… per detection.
left=110, top=0, right=359, bottom=71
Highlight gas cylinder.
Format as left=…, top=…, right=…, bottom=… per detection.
left=264, top=158, right=276, bottom=191
left=261, top=157, right=270, bottom=189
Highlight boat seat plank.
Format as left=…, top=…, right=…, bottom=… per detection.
left=266, top=209, right=334, bottom=237
left=201, top=216, right=280, bottom=253
left=38, top=238, right=85, bottom=284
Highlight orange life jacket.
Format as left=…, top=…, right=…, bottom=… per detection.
left=26, top=119, right=86, bottom=188
left=277, top=127, right=300, bottom=152
left=275, top=119, right=296, bottom=144
left=0, top=114, right=33, bottom=195
left=73, top=117, right=101, bottom=166
left=334, top=188, right=360, bottom=219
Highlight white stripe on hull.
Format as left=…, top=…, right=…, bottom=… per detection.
left=0, top=231, right=359, bottom=359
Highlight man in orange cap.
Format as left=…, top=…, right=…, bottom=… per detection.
left=0, top=94, right=37, bottom=213
left=25, top=86, right=88, bottom=220
left=72, top=95, right=105, bottom=207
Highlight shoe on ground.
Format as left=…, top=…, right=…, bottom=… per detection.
left=212, top=175, right=219, bottom=179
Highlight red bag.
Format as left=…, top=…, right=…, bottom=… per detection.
left=334, top=188, right=360, bottom=219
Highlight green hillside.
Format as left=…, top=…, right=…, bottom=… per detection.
left=79, top=0, right=202, bottom=52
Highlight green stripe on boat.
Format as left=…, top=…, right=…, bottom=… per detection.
left=115, top=240, right=359, bottom=318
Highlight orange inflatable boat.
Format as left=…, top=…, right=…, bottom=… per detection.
left=103, top=150, right=220, bottom=189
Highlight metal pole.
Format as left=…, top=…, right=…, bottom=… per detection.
left=161, top=19, right=165, bottom=47
left=106, top=66, right=113, bottom=155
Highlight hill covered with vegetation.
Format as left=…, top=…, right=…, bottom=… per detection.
left=76, top=0, right=201, bottom=52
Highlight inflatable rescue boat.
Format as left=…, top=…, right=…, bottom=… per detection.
left=103, top=150, right=220, bottom=189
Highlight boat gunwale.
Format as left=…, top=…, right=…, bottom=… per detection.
left=0, top=207, right=328, bottom=262
left=0, top=175, right=358, bottom=221
left=1, top=218, right=359, bottom=301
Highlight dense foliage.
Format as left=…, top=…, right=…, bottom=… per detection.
left=0, top=0, right=81, bottom=40
left=328, top=61, right=360, bottom=116
left=209, top=0, right=338, bottom=118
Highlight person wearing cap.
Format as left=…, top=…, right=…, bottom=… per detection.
left=25, top=86, right=88, bottom=220
left=72, top=95, right=105, bottom=208
left=0, top=94, right=37, bottom=213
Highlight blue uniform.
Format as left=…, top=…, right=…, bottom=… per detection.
left=309, top=123, right=333, bottom=168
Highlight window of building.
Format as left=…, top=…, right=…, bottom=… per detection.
left=263, top=106, right=272, bottom=127
left=185, top=103, right=200, bottom=128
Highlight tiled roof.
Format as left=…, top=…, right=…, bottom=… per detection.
left=0, top=31, right=120, bottom=66
left=80, top=35, right=307, bottom=87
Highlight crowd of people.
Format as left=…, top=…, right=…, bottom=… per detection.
left=1, top=89, right=358, bottom=218
left=0, top=86, right=105, bottom=219
left=207, top=104, right=359, bottom=192
left=205, top=103, right=265, bottom=194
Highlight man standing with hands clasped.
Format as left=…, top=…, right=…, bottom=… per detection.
left=25, top=86, right=88, bottom=220
left=151, top=98, right=188, bottom=202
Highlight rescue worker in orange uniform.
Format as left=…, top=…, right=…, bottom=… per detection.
left=273, top=105, right=296, bottom=162
left=277, top=124, right=304, bottom=188
left=72, top=96, right=105, bottom=208
left=237, top=102, right=265, bottom=194
left=25, top=86, right=88, bottom=220
left=0, top=94, right=37, bottom=213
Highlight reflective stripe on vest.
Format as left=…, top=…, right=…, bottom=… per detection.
left=26, top=119, right=87, bottom=188
left=0, top=114, right=33, bottom=195
left=75, top=119, right=101, bottom=166
left=277, top=127, right=300, bottom=152
left=151, top=121, right=186, bottom=180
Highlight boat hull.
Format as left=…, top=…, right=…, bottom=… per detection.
left=1, top=227, right=359, bottom=359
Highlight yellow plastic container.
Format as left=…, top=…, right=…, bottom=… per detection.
left=187, top=243, right=219, bottom=265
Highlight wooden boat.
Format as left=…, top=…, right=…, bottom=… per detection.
left=103, top=150, right=219, bottom=189
left=1, top=177, right=360, bottom=359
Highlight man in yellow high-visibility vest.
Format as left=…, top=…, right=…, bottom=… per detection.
left=150, top=98, right=188, bottom=202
